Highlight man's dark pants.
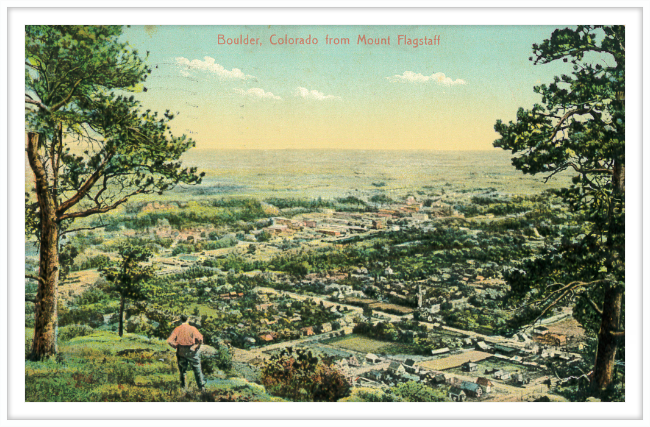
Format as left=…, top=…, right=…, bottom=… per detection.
left=176, top=345, right=205, bottom=390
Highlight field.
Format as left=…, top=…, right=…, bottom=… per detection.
left=368, top=303, right=414, bottom=315
left=416, top=350, right=493, bottom=371
left=324, top=334, right=423, bottom=356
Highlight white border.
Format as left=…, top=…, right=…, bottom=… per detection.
left=3, top=3, right=647, bottom=426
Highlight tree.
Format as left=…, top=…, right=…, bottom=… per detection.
left=260, top=348, right=351, bottom=402
left=370, top=194, right=393, bottom=207
left=494, top=26, right=624, bottom=396
left=25, top=26, right=203, bottom=360
left=100, top=245, right=155, bottom=337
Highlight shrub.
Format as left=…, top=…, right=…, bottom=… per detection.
left=260, top=348, right=350, bottom=402
left=58, top=324, right=95, bottom=341
left=106, top=362, right=137, bottom=385
left=201, top=343, right=232, bottom=375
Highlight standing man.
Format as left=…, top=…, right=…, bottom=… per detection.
left=167, top=314, right=206, bottom=391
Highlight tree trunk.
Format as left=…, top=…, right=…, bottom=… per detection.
left=590, top=157, right=625, bottom=394
left=26, top=132, right=60, bottom=360
left=119, top=295, right=125, bottom=337
left=591, top=282, right=623, bottom=394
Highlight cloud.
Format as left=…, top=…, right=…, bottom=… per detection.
left=295, top=87, right=341, bottom=101
left=387, top=71, right=467, bottom=86
left=234, top=88, right=281, bottom=100
left=175, top=56, right=253, bottom=80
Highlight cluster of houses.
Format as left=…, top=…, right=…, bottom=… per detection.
left=353, top=357, right=498, bottom=401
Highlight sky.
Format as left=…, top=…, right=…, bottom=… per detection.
left=121, top=25, right=575, bottom=151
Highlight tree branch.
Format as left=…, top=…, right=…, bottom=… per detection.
left=58, top=189, right=144, bottom=221
left=50, top=77, right=85, bottom=112
left=25, top=97, right=50, bottom=112
left=25, top=274, right=44, bottom=284
left=59, top=223, right=108, bottom=237
left=56, top=150, right=115, bottom=215
left=549, top=108, right=591, bottom=142
left=579, top=293, right=603, bottom=317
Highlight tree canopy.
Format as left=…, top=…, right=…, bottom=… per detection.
left=494, top=25, right=625, bottom=395
left=25, top=25, right=203, bottom=359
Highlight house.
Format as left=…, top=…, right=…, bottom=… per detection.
left=511, top=372, right=530, bottom=386
left=347, top=356, right=361, bottom=367
left=430, top=347, right=450, bottom=356
left=493, top=344, right=518, bottom=356
left=476, top=377, right=494, bottom=393
left=462, top=362, right=479, bottom=372
left=448, top=387, right=466, bottom=402
left=371, top=219, right=385, bottom=229
left=366, top=353, right=381, bottom=364
left=319, top=323, right=333, bottom=333
left=388, top=362, right=406, bottom=375
left=460, top=381, right=483, bottom=398
left=258, top=334, right=274, bottom=343
left=366, top=370, right=383, bottom=381
left=476, top=341, right=491, bottom=352
left=404, top=359, right=419, bottom=374
left=532, top=325, right=550, bottom=336
left=493, top=370, right=511, bottom=380
left=300, top=327, right=315, bottom=336
left=433, top=374, right=447, bottom=384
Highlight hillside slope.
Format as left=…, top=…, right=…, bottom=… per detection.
left=25, top=327, right=283, bottom=402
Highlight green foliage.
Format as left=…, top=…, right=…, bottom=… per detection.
left=58, top=244, right=80, bottom=280
left=390, top=381, right=450, bottom=402
left=58, top=324, right=95, bottom=342
left=260, top=348, right=350, bottom=402
left=494, top=25, right=625, bottom=318
left=76, top=254, right=110, bottom=271
left=201, top=343, right=233, bottom=374
left=101, top=245, right=156, bottom=302
left=24, top=330, right=275, bottom=402
left=370, top=194, right=393, bottom=205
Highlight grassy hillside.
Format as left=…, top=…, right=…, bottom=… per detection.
left=24, top=327, right=283, bottom=402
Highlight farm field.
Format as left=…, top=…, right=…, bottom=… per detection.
left=417, top=350, right=493, bottom=371
left=323, top=334, right=424, bottom=356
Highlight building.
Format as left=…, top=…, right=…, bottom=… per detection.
left=493, top=370, right=511, bottom=380
left=404, top=359, right=419, bottom=374
left=388, top=362, right=406, bottom=375
left=476, top=377, right=494, bottom=393
left=371, top=219, right=385, bottom=229
left=300, top=327, right=315, bottom=336
left=258, top=334, right=274, bottom=343
left=511, top=372, right=530, bottom=386
left=462, top=362, right=479, bottom=372
left=448, top=387, right=466, bottom=402
left=366, top=353, right=381, bottom=364
left=460, top=381, right=483, bottom=398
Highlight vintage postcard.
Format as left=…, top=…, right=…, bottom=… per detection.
left=7, top=4, right=645, bottom=424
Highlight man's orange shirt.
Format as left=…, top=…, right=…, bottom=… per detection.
left=167, top=323, right=203, bottom=347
